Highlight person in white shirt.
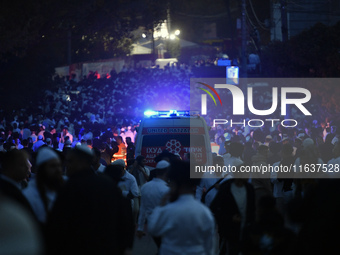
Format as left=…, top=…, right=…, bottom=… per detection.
left=32, top=135, right=45, bottom=152
left=148, top=160, right=215, bottom=255
left=196, top=156, right=231, bottom=207
left=112, top=159, right=140, bottom=218
left=136, top=160, right=170, bottom=247
left=270, top=144, right=295, bottom=214
left=37, top=125, right=45, bottom=140
left=22, top=123, right=32, bottom=140
left=223, top=142, right=244, bottom=178
left=92, top=147, right=106, bottom=173
left=24, top=147, right=64, bottom=223
left=125, top=126, right=135, bottom=143
left=130, top=155, right=150, bottom=189
left=60, top=126, right=73, bottom=143
left=293, top=138, right=324, bottom=179
left=30, top=129, right=38, bottom=144
left=120, top=128, right=127, bottom=145
left=210, top=167, right=255, bottom=255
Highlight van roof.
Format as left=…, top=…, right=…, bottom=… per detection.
left=143, top=110, right=200, bottom=118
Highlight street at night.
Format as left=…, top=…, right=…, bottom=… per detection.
left=1, top=1, right=340, bottom=254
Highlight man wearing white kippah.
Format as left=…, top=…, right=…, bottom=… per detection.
left=113, top=159, right=140, bottom=212
left=24, top=147, right=64, bottom=223
left=136, top=160, right=170, bottom=249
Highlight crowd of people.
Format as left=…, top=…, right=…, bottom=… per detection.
left=0, top=64, right=339, bottom=254
left=0, top=129, right=339, bottom=254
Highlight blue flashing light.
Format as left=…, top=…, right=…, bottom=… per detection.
left=144, top=110, right=159, bottom=117
left=168, top=110, right=178, bottom=116
left=144, top=110, right=197, bottom=117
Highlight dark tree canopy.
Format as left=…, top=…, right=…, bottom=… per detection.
left=0, top=0, right=155, bottom=109
left=261, top=21, right=340, bottom=120
left=261, top=22, right=340, bottom=78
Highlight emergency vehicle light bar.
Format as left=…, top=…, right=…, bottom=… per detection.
left=143, top=110, right=199, bottom=117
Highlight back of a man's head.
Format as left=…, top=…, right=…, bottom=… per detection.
left=66, top=146, right=94, bottom=177
left=168, top=160, right=201, bottom=189
left=257, top=144, right=269, bottom=157
left=1, top=149, right=29, bottom=182
left=230, top=142, right=244, bottom=158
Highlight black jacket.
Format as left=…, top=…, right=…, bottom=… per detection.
left=0, top=177, right=36, bottom=218
left=210, top=179, right=256, bottom=240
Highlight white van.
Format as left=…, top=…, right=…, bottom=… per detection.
left=135, top=110, right=213, bottom=168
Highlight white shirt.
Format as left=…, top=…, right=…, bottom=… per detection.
left=23, top=178, right=57, bottom=223
left=96, top=164, right=106, bottom=173
left=61, top=132, right=73, bottom=143
left=82, top=132, right=93, bottom=141
left=118, top=171, right=140, bottom=208
left=148, top=194, right=215, bottom=255
left=38, top=131, right=45, bottom=140
left=16, top=144, right=24, bottom=150
left=137, top=178, right=169, bottom=231
left=230, top=182, right=247, bottom=229
left=22, top=128, right=32, bottom=140
left=270, top=161, right=284, bottom=198
left=222, top=153, right=231, bottom=163
left=30, top=134, right=37, bottom=143
left=223, top=156, right=243, bottom=177
left=137, top=166, right=150, bottom=188
left=125, top=130, right=135, bottom=143
left=32, top=140, right=45, bottom=152
left=195, top=172, right=230, bottom=207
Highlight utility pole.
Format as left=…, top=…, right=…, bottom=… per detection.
left=167, top=2, right=171, bottom=35
left=280, top=0, right=288, bottom=42
left=226, top=0, right=235, bottom=55
left=241, top=0, right=247, bottom=79
left=280, top=0, right=290, bottom=118
left=152, top=26, right=156, bottom=64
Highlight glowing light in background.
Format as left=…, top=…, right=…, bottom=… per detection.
left=144, top=110, right=159, bottom=117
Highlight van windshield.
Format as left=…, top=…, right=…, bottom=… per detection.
left=141, top=134, right=207, bottom=167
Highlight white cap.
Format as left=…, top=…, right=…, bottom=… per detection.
left=332, top=137, right=339, bottom=145
left=152, top=160, right=170, bottom=171
left=297, top=133, right=305, bottom=138
left=75, top=144, right=94, bottom=156
left=36, top=147, right=60, bottom=167
left=302, top=138, right=314, bottom=147
left=111, top=159, right=125, bottom=168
